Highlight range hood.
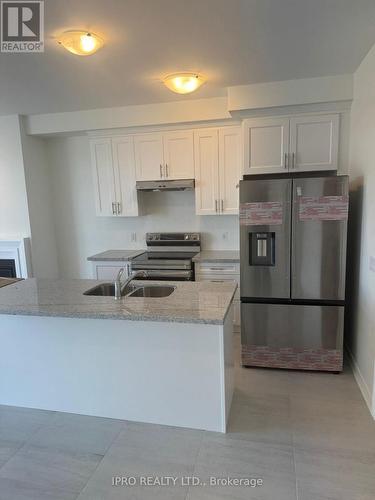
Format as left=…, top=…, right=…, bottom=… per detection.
left=136, top=179, right=195, bottom=192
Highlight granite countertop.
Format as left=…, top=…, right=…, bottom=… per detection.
left=0, top=279, right=237, bottom=325
left=192, top=251, right=240, bottom=263
left=87, top=250, right=145, bottom=261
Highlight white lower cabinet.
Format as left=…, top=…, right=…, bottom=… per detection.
left=90, top=136, right=138, bottom=217
left=92, top=261, right=131, bottom=280
left=194, top=126, right=241, bottom=215
left=195, top=261, right=240, bottom=330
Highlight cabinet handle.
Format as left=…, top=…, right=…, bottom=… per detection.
left=117, top=202, right=121, bottom=214
left=292, top=152, right=295, bottom=169
left=160, top=164, right=163, bottom=178
left=221, top=199, right=224, bottom=212
left=284, top=152, right=288, bottom=169
left=112, top=202, right=116, bottom=215
left=165, top=163, right=168, bottom=178
left=215, top=199, right=218, bottom=213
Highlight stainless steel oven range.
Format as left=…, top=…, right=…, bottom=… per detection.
left=131, top=233, right=200, bottom=281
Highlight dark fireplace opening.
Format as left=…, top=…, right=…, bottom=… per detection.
left=0, top=259, right=16, bottom=278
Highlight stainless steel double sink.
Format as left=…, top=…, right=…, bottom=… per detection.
left=84, top=283, right=175, bottom=298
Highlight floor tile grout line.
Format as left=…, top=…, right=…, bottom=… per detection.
left=291, top=413, right=300, bottom=500
left=185, top=429, right=206, bottom=499
left=289, top=392, right=300, bottom=500
left=0, top=439, right=25, bottom=472
left=75, top=420, right=127, bottom=499
left=0, top=409, right=58, bottom=472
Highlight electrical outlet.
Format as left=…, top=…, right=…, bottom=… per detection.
left=370, top=256, right=375, bottom=273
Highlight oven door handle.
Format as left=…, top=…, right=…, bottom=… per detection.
left=132, top=264, right=191, bottom=270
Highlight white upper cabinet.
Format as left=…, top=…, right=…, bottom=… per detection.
left=243, top=114, right=339, bottom=175
left=134, top=133, right=164, bottom=181
left=90, top=136, right=138, bottom=217
left=218, top=127, right=241, bottom=214
left=163, top=130, right=194, bottom=179
left=195, top=126, right=242, bottom=215
left=112, top=136, right=138, bottom=216
left=290, top=114, right=339, bottom=172
left=194, top=129, right=219, bottom=215
left=244, top=118, right=290, bottom=175
left=91, top=125, right=242, bottom=217
left=90, top=138, right=117, bottom=217
left=134, top=130, right=194, bottom=181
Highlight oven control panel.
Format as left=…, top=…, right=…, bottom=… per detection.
left=146, top=233, right=200, bottom=244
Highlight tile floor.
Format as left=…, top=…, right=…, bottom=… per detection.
left=0, top=335, right=374, bottom=500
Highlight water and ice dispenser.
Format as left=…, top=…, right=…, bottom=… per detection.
left=249, top=232, right=275, bottom=266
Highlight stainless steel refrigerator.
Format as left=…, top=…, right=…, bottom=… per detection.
left=240, top=175, right=348, bottom=372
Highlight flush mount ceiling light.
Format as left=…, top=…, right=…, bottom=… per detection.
left=58, top=31, right=104, bottom=56
left=163, top=73, right=206, bottom=94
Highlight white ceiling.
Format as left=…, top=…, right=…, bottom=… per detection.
left=1, top=0, right=375, bottom=116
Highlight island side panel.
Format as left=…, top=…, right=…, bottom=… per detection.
left=0, top=315, right=226, bottom=432
left=220, top=303, right=235, bottom=430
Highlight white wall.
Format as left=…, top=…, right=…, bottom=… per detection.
left=46, top=135, right=239, bottom=279
left=20, top=120, right=59, bottom=278
left=227, top=74, right=353, bottom=111
left=26, top=97, right=231, bottom=136
left=0, top=115, right=31, bottom=240
left=347, top=43, right=375, bottom=418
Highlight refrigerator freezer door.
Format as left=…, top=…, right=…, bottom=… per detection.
left=292, top=176, right=348, bottom=301
left=241, top=303, right=344, bottom=371
left=240, top=179, right=292, bottom=298
left=241, top=303, right=344, bottom=349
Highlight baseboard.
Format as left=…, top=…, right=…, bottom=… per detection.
left=345, top=347, right=375, bottom=420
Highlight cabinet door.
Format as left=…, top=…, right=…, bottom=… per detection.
left=112, top=136, right=138, bottom=217
left=90, top=139, right=116, bottom=216
left=194, top=129, right=220, bottom=215
left=163, top=130, right=194, bottom=179
left=244, top=118, right=290, bottom=175
left=218, top=127, right=241, bottom=214
left=134, top=133, right=164, bottom=181
left=290, top=114, right=339, bottom=172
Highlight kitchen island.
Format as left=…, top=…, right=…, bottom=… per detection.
left=0, top=279, right=236, bottom=432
